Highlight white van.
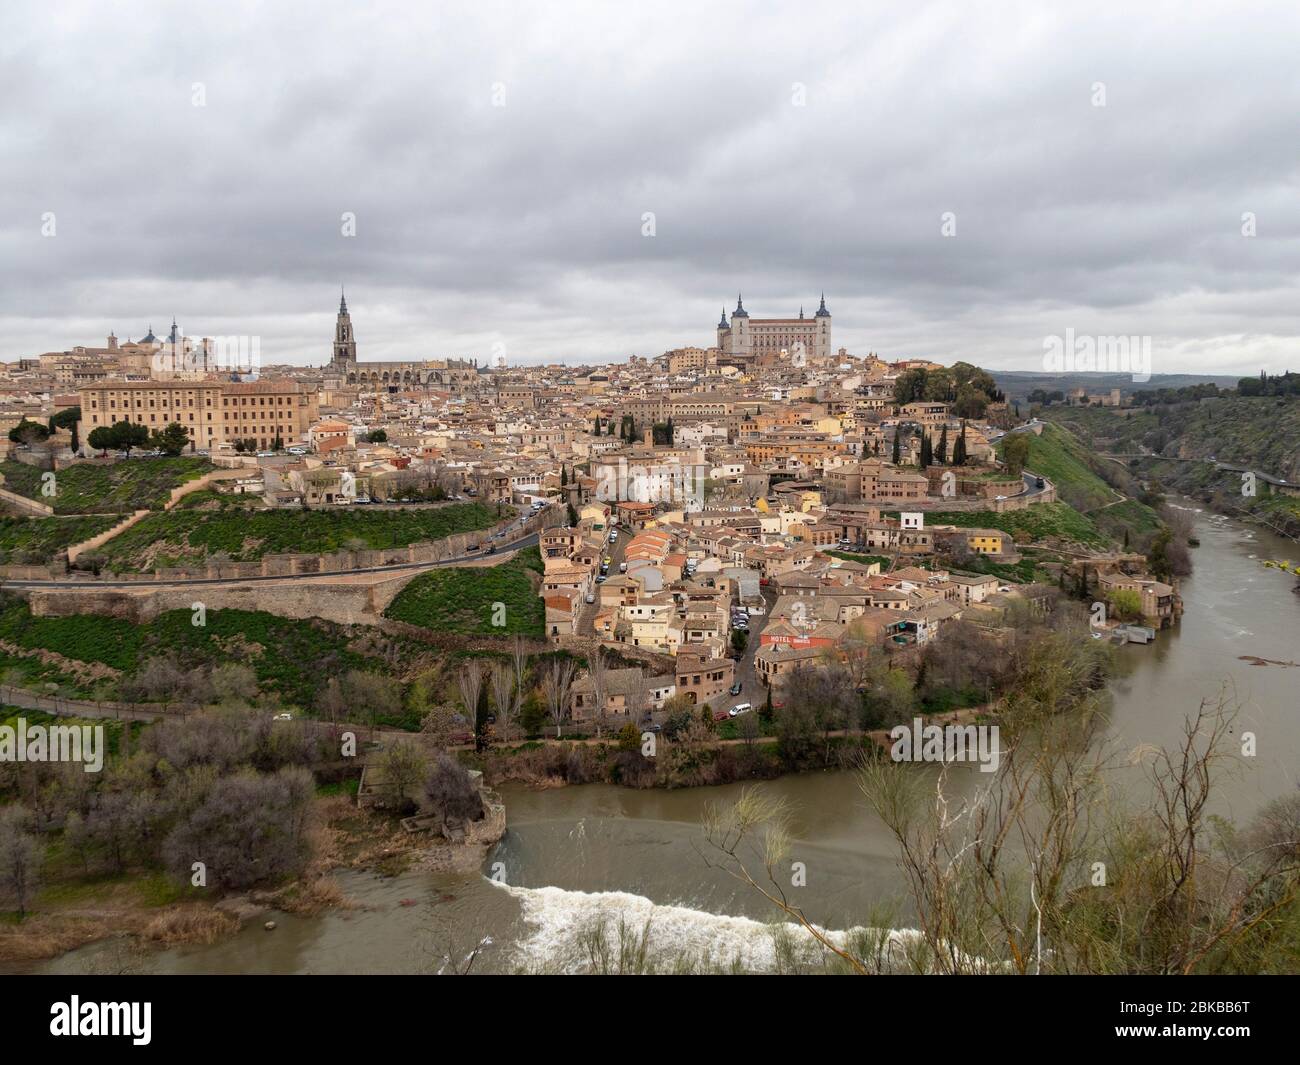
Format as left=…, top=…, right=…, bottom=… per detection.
left=728, top=702, right=753, bottom=717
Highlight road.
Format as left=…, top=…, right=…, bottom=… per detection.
left=1019, top=471, right=1049, bottom=499
left=729, top=585, right=775, bottom=703
left=576, top=526, right=628, bottom=634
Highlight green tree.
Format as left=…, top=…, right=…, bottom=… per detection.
left=1148, top=528, right=1174, bottom=582
left=731, top=628, right=749, bottom=655
left=1106, top=587, right=1144, bottom=622
left=150, top=422, right=190, bottom=457
left=87, top=425, right=114, bottom=454
left=1002, top=432, right=1031, bottom=476
left=8, top=418, right=49, bottom=445
left=952, top=420, right=968, bottom=466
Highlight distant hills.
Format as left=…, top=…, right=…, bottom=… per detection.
left=990, top=370, right=1241, bottom=402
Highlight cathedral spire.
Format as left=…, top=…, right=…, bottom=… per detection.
left=339, top=286, right=348, bottom=315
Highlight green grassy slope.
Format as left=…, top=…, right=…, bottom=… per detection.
left=384, top=546, right=545, bottom=636
left=1001, top=422, right=1163, bottom=544
left=0, top=457, right=212, bottom=514
left=0, top=597, right=430, bottom=721
left=94, top=501, right=500, bottom=570
left=0, top=515, right=119, bottom=563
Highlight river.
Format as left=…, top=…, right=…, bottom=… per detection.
left=33, top=505, right=1300, bottom=974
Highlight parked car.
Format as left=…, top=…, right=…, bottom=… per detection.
left=585, top=593, right=595, bottom=604
left=354, top=495, right=372, bottom=504
left=618, top=562, right=627, bottom=573
left=728, top=702, right=753, bottom=717
left=729, top=682, right=743, bottom=696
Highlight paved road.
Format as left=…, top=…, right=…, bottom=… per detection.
left=730, top=586, right=775, bottom=703
left=576, top=527, right=628, bottom=634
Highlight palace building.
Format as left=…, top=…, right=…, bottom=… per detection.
left=716, top=294, right=832, bottom=362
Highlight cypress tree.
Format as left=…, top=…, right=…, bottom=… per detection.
left=953, top=420, right=968, bottom=466
left=936, top=425, right=949, bottom=465
left=892, top=431, right=901, bottom=465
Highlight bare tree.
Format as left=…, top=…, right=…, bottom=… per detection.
left=455, top=662, right=484, bottom=719
left=421, top=702, right=463, bottom=750
left=316, top=677, right=348, bottom=732
left=0, top=806, right=41, bottom=918
left=542, top=657, right=576, bottom=739
left=488, top=659, right=516, bottom=742
left=424, top=753, right=485, bottom=839
left=625, top=668, right=652, bottom=726
left=510, top=636, right=529, bottom=732
left=456, top=662, right=485, bottom=748
left=586, top=648, right=610, bottom=739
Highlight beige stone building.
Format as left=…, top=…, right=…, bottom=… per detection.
left=79, top=379, right=319, bottom=450
left=716, top=295, right=832, bottom=361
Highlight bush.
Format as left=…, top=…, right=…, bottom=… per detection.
left=162, top=768, right=315, bottom=890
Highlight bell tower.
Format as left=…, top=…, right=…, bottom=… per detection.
left=332, top=288, right=357, bottom=369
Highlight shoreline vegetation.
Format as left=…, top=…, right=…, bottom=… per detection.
left=0, top=581, right=1104, bottom=966
left=0, top=703, right=495, bottom=966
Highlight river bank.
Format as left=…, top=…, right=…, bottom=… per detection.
left=11, top=503, right=1299, bottom=974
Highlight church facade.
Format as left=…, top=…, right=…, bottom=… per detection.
left=327, top=292, right=480, bottom=389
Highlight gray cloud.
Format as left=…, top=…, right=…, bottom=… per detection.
left=2, top=0, right=1298, bottom=375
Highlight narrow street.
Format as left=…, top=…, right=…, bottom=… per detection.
left=576, top=524, right=628, bottom=635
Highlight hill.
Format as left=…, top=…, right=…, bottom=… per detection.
left=0, top=598, right=431, bottom=720
left=0, top=456, right=212, bottom=514
left=384, top=546, right=545, bottom=636
left=0, top=515, right=119, bottom=564
left=999, top=422, right=1164, bottom=546
left=991, top=370, right=1239, bottom=403
left=1040, top=397, right=1300, bottom=537
left=91, top=500, right=501, bottom=571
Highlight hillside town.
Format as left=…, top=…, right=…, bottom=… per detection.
left=0, top=293, right=1183, bottom=736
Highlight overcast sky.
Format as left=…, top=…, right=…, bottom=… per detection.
left=3, top=1, right=1298, bottom=376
